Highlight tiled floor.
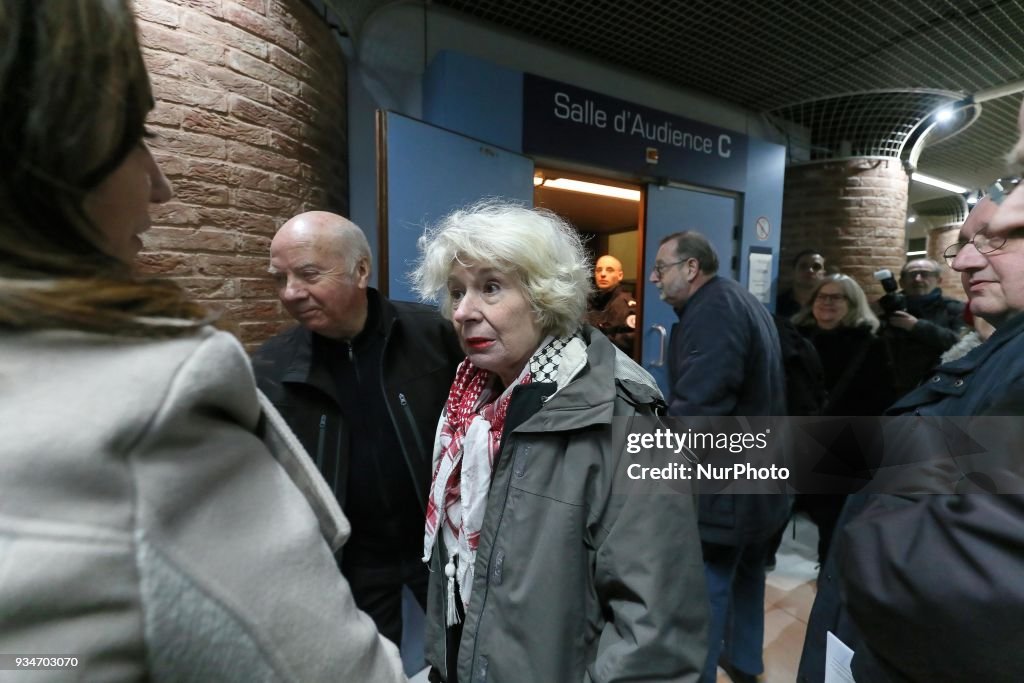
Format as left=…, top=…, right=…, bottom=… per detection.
left=413, top=516, right=821, bottom=683
left=717, top=514, right=820, bottom=683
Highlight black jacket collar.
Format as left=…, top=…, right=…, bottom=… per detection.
left=281, top=287, right=395, bottom=388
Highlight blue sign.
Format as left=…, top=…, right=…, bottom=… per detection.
left=522, top=74, right=748, bottom=191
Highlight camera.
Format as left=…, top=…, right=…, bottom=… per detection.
left=873, top=269, right=907, bottom=314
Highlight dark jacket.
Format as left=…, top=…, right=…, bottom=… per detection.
left=843, top=494, right=1024, bottom=683
left=426, top=328, right=708, bottom=683
left=668, top=276, right=790, bottom=545
left=880, top=288, right=967, bottom=396
left=251, top=289, right=463, bottom=517
left=798, top=312, right=1024, bottom=683
left=775, top=287, right=802, bottom=318
left=801, top=324, right=898, bottom=416
left=774, top=314, right=827, bottom=417
left=586, top=284, right=637, bottom=355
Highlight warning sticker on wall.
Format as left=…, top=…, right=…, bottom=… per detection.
left=755, top=216, right=771, bottom=241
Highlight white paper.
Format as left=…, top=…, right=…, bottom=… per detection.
left=825, top=631, right=855, bottom=683
left=748, top=252, right=774, bottom=304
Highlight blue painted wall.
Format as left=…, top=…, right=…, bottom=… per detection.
left=421, top=50, right=784, bottom=292
left=423, top=51, right=523, bottom=152
left=383, top=112, right=534, bottom=303
left=738, top=138, right=786, bottom=300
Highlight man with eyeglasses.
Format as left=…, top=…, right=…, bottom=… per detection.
left=800, top=163, right=1024, bottom=683
left=776, top=249, right=826, bottom=317
left=878, top=257, right=967, bottom=396
left=650, top=231, right=787, bottom=683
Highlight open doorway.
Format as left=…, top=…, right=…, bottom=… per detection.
left=533, top=167, right=644, bottom=359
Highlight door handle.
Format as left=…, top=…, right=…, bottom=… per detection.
left=648, top=324, right=668, bottom=367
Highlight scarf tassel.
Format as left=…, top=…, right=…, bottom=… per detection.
left=445, top=556, right=461, bottom=626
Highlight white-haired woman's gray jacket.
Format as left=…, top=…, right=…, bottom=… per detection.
left=425, top=327, right=708, bottom=682
left=0, top=327, right=404, bottom=682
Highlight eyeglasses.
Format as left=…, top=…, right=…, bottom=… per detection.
left=986, top=176, right=1021, bottom=206
left=815, top=293, right=846, bottom=303
left=944, top=176, right=1023, bottom=263
left=903, top=269, right=939, bottom=280
left=650, top=259, right=687, bottom=277
left=943, top=232, right=1010, bottom=264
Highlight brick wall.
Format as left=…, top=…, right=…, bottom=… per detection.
left=134, top=0, right=347, bottom=349
left=780, top=158, right=909, bottom=301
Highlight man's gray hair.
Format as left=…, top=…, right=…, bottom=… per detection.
left=660, top=231, right=720, bottom=275
left=413, top=200, right=592, bottom=337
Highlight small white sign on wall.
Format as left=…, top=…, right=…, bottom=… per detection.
left=748, top=251, right=774, bottom=304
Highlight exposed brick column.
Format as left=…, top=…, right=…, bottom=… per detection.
left=134, top=0, right=348, bottom=349
left=780, top=158, right=909, bottom=301
left=928, top=224, right=966, bottom=301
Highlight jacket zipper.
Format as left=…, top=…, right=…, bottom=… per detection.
left=468, top=439, right=519, bottom=682
left=315, top=413, right=327, bottom=469
left=438, top=542, right=451, bottom=680
left=398, top=392, right=429, bottom=461
left=378, top=316, right=429, bottom=514
left=347, top=342, right=360, bottom=384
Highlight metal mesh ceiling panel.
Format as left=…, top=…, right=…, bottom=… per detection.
left=912, top=195, right=969, bottom=225
left=437, top=0, right=1024, bottom=109
left=769, top=90, right=961, bottom=159
left=918, top=96, right=1023, bottom=189
left=434, top=0, right=1024, bottom=190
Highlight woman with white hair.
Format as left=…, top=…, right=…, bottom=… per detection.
left=414, top=201, right=708, bottom=682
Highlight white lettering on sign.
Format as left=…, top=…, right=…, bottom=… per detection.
left=552, top=92, right=731, bottom=159
left=553, top=92, right=607, bottom=128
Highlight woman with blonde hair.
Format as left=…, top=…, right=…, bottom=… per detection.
left=792, top=274, right=897, bottom=561
left=0, top=2, right=403, bottom=680
left=413, top=200, right=708, bottom=683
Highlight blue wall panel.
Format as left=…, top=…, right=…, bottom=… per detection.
left=423, top=51, right=523, bottom=152
left=384, top=112, right=534, bottom=303
left=738, top=138, right=786, bottom=306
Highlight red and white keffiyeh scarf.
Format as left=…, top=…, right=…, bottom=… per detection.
left=422, top=333, right=587, bottom=625
left=421, top=357, right=531, bottom=624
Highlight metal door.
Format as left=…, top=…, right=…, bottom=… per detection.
left=378, top=111, right=534, bottom=303
left=642, top=184, right=739, bottom=397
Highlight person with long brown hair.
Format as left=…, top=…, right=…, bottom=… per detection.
left=0, top=2, right=404, bottom=680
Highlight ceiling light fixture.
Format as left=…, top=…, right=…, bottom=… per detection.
left=538, top=177, right=641, bottom=201
left=907, top=215, right=917, bottom=223
left=911, top=173, right=968, bottom=194
left=935, top=107, right=954, bottom=123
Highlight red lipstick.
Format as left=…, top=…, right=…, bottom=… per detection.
left=465, top=337, right=494, bottom=350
